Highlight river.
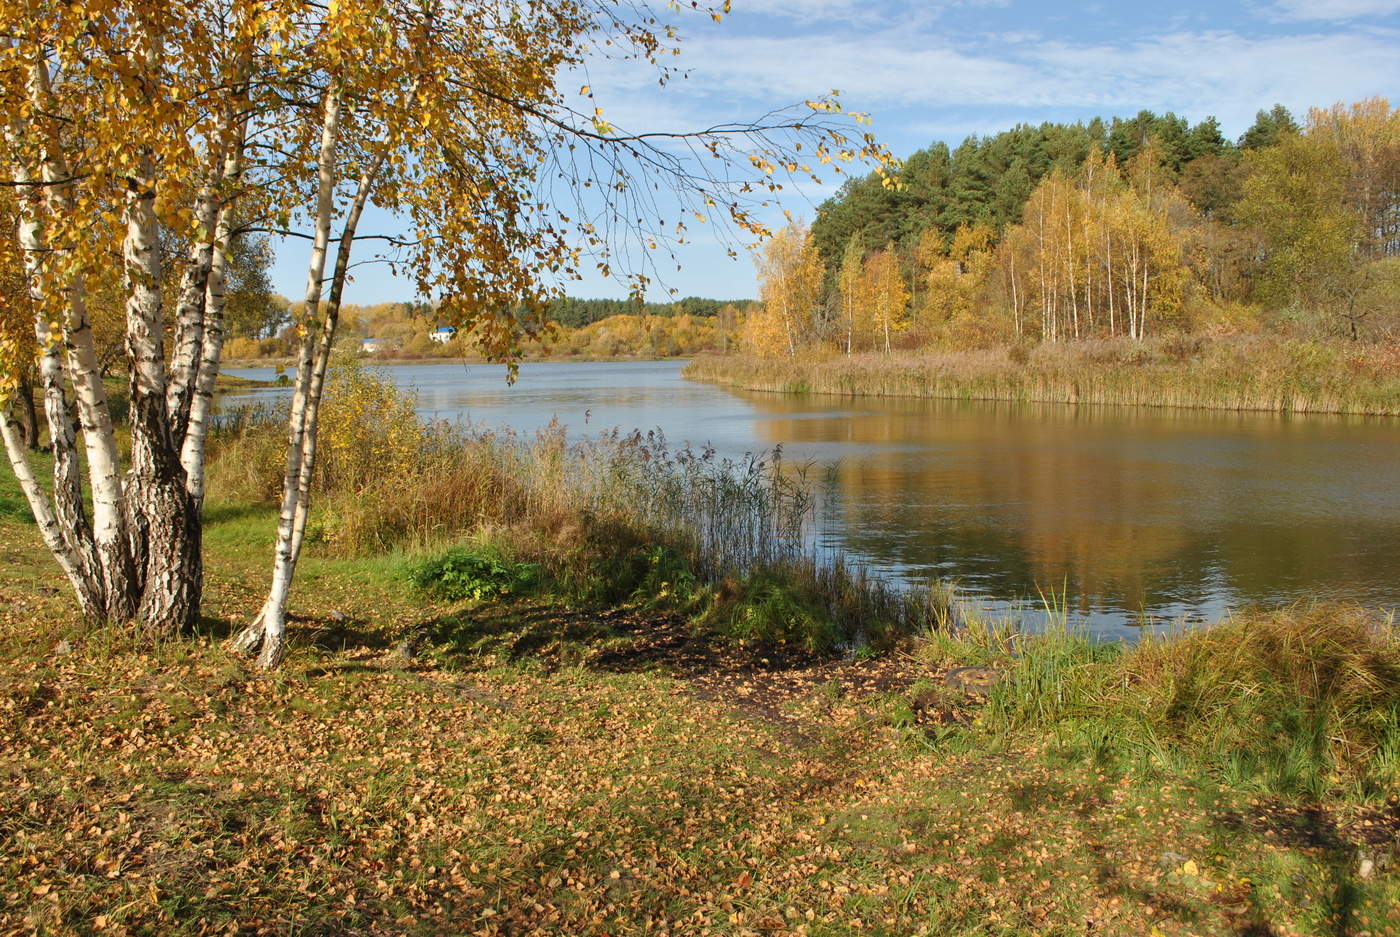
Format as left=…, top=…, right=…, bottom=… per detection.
left=223, top=359, right=1400, bottom=639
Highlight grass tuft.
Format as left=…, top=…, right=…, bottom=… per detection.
left=970, top=604, right=1400, bottom=796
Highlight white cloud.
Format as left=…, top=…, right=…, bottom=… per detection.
left=728, top=0, right=1008, bottom=25
left=1271, top=0, right=1400, bottom=21
left=728, top=0, right=867, bottom=23
left=656, top=25, right=1400, bottom=137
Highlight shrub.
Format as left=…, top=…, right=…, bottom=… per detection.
left=406, top=547, right=541, bottom=602
left=710, top=573, right=839, bottom=653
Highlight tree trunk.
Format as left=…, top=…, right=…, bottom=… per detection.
left=287, top=162, right=379, bottom=565
left=0, top=414, right=97, bottom=611
left=233, top=89, right=342, bottom=669
left=5, top=124, right=108, bottom=618
left=181, top=116, right=249, bottom=505
left=16, top=51, right=136, bottom=621
left=166, top=186, right=219, bottom=447
left=122, top=150, right=201, bottom=635
left=9, top=375, right=38, bottom=450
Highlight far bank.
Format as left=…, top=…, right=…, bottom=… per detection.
left=684, top=337, right=1400, bottom=417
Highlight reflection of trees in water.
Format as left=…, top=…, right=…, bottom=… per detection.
left=745, top=391, right=1400, bottom=617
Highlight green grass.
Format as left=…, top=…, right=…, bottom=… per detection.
left=916, top=606, right=1400, bottom=799
left=685, top=336, right=1400, bottom=416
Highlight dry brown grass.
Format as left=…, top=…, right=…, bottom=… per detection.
left=686, top=337, right=1400, bottom=415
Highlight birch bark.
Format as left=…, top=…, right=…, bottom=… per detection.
left=22, top=51, right=135, bottom=619
left=287, top=161, right=380, bottom=564
left=232, top=89, right=342, bottom=668
left=181, top=117, right=250, bottom=504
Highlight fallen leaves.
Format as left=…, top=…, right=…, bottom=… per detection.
left=1, top=533, right=1397, bottom=936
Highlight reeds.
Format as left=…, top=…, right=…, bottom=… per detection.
left=685, top=336, right=1400, bottom=416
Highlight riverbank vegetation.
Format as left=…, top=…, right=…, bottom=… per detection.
left=4, top=388, right=1399, bottom=933
left=686, top=335, right=1400, bottom=414
left=726, top=101, right=1400, bottom=407
left=209, top=363, right=943, bottom=652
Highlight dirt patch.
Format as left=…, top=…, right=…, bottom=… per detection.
left=582, top=605, right=968, bottom=732
left=421, top=599, right=977, bottom=731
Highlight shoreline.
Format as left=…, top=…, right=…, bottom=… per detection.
left=682, top=339, right=1400, bottom=418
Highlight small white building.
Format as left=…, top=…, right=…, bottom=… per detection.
left=429, top=326, right=457, bottom=344
left=361, top=337, right=390, bottom=354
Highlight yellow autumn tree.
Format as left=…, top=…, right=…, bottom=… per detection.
left=862, top=246, right=909, bottom=353
left=0, top=0, right=895, bottom=665
left=752, top=221, right=824, bottom=357
left=740, top=303, right=790, bottom=358
left=921, top=223, right=996, bottom=345
left=836, top=234, right=868, bottom=353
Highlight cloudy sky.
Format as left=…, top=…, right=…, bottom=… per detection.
left=270, top=0, right=1400, bottom=306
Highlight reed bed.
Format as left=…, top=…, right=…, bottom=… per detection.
left=685, top=336, right=1400, bottom=416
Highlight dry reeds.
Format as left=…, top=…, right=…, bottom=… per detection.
left=685, top=337, right=1400, bottom=416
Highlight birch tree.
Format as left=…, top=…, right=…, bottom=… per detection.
left=836, top=234, right=866, bottom=353
left=0, top=2, right=264, bottom=633
left=862, top=246, right=909, bottom=353
left=1, top=0, right=890, bottom=662
left=752, top=222, right=824, bottom=358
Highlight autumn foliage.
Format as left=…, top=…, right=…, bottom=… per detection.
left=743, top=99, right=1400, bottom=359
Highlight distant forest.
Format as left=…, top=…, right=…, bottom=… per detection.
left=737, top=100, right=1400, bottom=357
left=808, top=106, right=1295, bottom=267
left=542, top=296, right=756, bottom=328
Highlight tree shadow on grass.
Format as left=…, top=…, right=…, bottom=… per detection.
left=1210, top=799, right=1400, bottom=937
left=202, top=501, right=273, bottom=526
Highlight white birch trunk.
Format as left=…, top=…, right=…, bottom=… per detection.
left=15, top=50, right=134, bottom=620
left=179, top=202, right=232, bottom=504
left=0, top=415, right=98, bottom=613
left=181, top=118, right=249, bottom=503
left=166, top=186, right=220, bottom=445
left=234, top=89, right=342, bottom=668
left=287, top=162, right=380, bottom=564
left=123, top=141, right=201, bottom=633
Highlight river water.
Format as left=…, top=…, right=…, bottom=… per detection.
left=223, top=359, right=1400, bottom=639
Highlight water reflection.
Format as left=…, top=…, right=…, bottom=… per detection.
left=223, top=360, right=1400, bottom=638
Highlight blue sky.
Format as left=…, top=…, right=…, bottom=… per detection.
left=269, top=0, right=1400, bottom=306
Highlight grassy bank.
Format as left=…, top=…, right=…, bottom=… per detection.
left=208, top=364, right=944, bottom=653
left=684, top=337, right=1400, bottom=416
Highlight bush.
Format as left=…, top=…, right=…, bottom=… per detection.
left=406, top=547, right=540, bottom=602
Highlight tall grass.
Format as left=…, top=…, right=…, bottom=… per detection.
left=206, top=363, right=949, bottom=651
left=685, top=336, right=1400, bottom=416
left=962, top=604, right=1400, bottom=796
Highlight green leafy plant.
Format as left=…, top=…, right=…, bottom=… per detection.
left=406, top=547, right=540, bottom=602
